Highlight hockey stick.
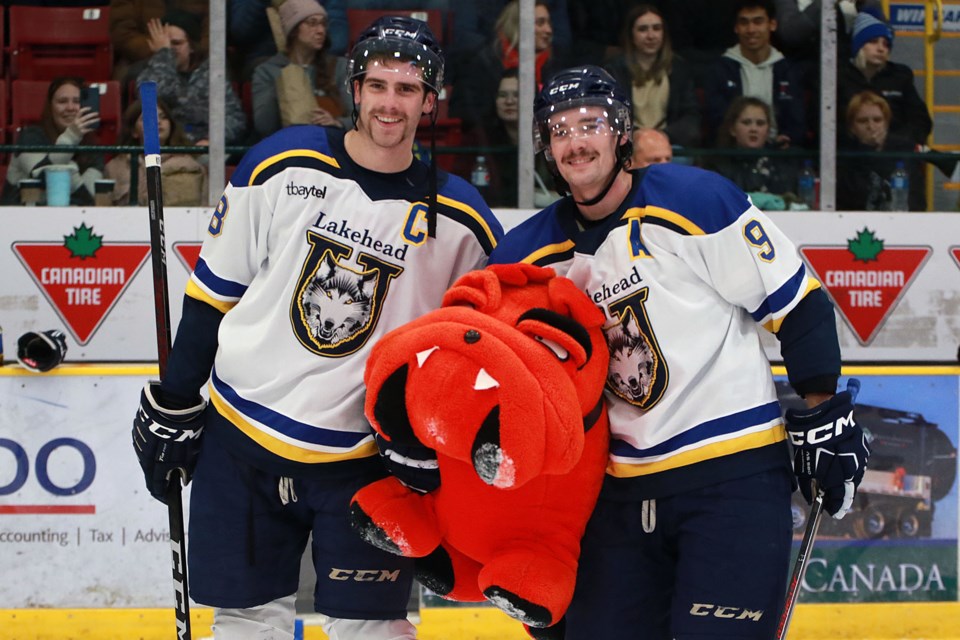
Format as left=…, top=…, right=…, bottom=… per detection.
left=775, top=487, right=824, bottom=640
left=140, top=81, right=192, bottom=640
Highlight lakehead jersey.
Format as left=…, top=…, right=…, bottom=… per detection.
left=490, top=163, right=814, bottom=498
left=181, top=125, right=503, bottom=474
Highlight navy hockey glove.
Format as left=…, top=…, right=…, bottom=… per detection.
left=375, top=432, right=440, bottom=493
left=132, top=381, right=206, bottom=504
left=786, top=378, right=869, bottom=519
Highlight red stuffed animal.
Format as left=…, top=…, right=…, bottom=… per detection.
left=351, top=263, right=609, bottom=639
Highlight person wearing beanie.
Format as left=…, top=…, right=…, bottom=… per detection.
left=837, top=10, right=932, bottom=146
left=137, top=9, right=248, bottom=144
left=251, top=0, right=351, bottom=138
left=849, top=10, right=893, bottom=61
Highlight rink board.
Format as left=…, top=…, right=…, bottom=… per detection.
left=1, top=207, right=960, bottom=363
left=1, top=364, right=959, bottom=639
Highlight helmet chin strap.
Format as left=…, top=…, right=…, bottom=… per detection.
left=574, top=161, right=622, bottom=207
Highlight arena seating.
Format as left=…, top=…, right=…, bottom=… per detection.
left=8, top=6, right=112, bottom=81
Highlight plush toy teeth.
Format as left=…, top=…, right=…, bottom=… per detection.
left=416, top=346, right=439, bottom=367
left=473, top=368, right=499, bottom=390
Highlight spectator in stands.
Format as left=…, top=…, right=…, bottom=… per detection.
left=711, top=96, right=798, bottom=208
left=251, top=0, right=350, bottom=139
left=449, top=0, right=565, bottom=134
left=137, top=9, right=248, bottom=145
left=837, top=90, right=925, bottom=211
left=603, top=4, right=700, bottom=148
left=110, top=0, right=209, bottom=84
left=2, top=77, right=103, bottom=206
left=452, top=0, right=572, bottom=59
left=703, top=0, right=807, bottom=149
left=632, top=127, right=673, bottom=167
left=104, top=97, right=207, bottom=206
left=837, top=10, right=932, bottom=147
left=456, top=68, right=559, bottom=208
left=228, top=0, right=349, bottom=79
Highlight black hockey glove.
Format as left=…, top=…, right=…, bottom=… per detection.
left=17, top=329, right=68, bottom=372
left=786, top=378, right=869, bottom=519
left=132, top=381, right=206, bottom=504
left=375, top=433, right=440, bottom=493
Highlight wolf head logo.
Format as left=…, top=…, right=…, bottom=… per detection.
left=604, top=316, right=657, bottom=405
left=301, top=253, right=376, bottom=346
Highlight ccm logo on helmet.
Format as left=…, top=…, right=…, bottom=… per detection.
left=381, top=28, right=418, bottom=39
left=549, top=82, right=580, bottom=94
left=690, top=603, right=764, bottom=621
left=789, top=411, right=856, bottom=446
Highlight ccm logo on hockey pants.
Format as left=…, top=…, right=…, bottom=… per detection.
left=689, top=603, right=764, bottom=621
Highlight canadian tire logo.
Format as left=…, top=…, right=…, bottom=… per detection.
left=800, top=228, right=930, bottom=345
left=951, top=246, right=960, bottom=271
left=173, top=241, right=202, bottom=272
left=13, top=223, right=150, bottom=344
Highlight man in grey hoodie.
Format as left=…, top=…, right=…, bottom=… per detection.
left=704, top=0, right=808, bottom=148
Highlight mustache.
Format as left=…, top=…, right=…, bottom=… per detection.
left=563, top=150, right=597, bottom=162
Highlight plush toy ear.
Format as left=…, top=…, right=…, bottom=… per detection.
left=442, top=268, right=501, bottom=311
left=548, top=276, right=606, bottom=331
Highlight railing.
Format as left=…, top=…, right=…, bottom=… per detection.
left=2, top=143, right=956, bottom=210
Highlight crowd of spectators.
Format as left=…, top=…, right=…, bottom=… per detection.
left=0, top=0, right=948, bottom=211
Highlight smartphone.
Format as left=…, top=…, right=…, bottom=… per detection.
left=80, top=87, right=101, bottom=129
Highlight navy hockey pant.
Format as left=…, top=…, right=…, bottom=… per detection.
left=187, top=427, right=415, bottom=620
left=565, top=467, right=794, bottom=639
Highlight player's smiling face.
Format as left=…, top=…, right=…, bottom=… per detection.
left=548, top=105, right=619, bottom=197
left=354, top=60, right=435, bottom=150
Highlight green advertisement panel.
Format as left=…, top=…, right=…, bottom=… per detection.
left=800, top=540, right=957, bottom=602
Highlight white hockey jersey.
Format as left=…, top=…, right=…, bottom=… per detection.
left=183, top=126, right=502, bottom=470
left=490, top=163, right=817, bottom=498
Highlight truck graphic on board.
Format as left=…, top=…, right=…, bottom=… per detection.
left=777, top=381, right=957, bottom=539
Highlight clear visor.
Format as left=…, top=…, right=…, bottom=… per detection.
left=534, top=98, right=630, bottom=155
left=547, top=109, right=616, bottom=141
left=347, top=37, right=443, bottom=94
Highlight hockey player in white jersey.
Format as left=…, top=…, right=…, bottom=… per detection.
left=489, top=66, right=869, bottom=639
left=131, top=16, right=503, bottom=640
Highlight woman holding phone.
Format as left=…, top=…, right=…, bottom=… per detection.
left=2, top=76, right=103, bottom=205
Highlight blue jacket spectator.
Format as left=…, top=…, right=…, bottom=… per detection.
left=703, top=0, right=807, bottom=148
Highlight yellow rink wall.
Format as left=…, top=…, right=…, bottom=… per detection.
left=2, top=603, right=960, bottom=639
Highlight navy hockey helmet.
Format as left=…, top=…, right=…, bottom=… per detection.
left=347, top=15, right=445, bottom=96
left=533, top=66, right=633, bottom=167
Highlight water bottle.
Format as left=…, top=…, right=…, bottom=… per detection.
left=470, top=155, right=491, bottom=193
left=797, top=160, right=816, bottom=209
left=890, top=161, right=909, bottom=212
